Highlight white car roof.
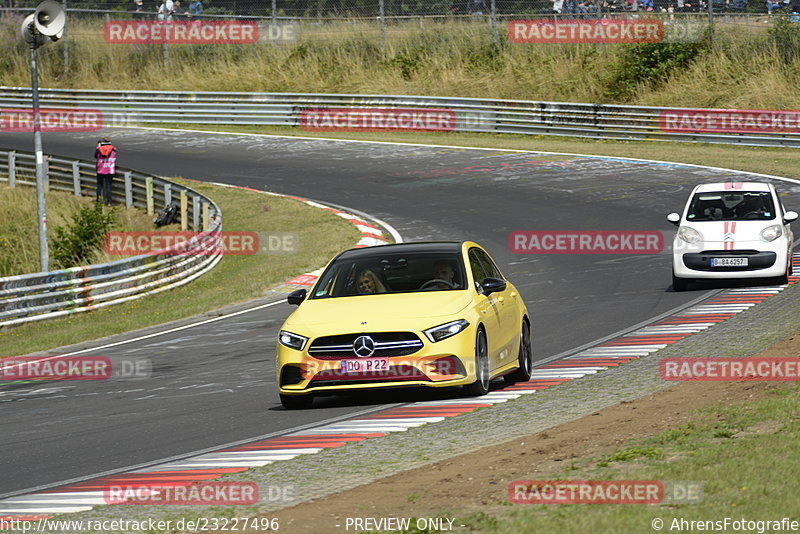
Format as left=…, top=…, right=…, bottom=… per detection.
left=694, top=182, right=772, bottom=193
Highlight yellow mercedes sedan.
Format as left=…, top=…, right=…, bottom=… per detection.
left=276, top=241, right=532, bottom=409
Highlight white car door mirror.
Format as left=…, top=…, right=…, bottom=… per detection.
left=784, top=211, right=798, bottom=224
left=666, top=212, right=681, bottom=226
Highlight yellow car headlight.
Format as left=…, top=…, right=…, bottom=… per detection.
left=424, top=319, right=470, bottom=343
left=279, top=330, right=308, bottom=351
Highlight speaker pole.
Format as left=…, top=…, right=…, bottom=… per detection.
left=62, top=0, right=68, bottom=71
left=29, top=41, right=49, bottom=272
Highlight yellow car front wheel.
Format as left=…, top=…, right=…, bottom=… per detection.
left=505, top=319, right=533, bottom=383
left=463, top=328, right=489, bottom=397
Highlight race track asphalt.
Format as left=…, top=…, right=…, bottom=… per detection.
left=2, top=128, right=797, bottom=497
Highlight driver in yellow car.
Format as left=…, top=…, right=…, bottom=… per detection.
left=428, top=261, right=456, bottom=290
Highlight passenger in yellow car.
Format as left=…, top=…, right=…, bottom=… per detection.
left=357, top=269, right=387, bottom=294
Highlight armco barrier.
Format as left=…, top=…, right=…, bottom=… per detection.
left=0, top=148, right=223, bottom=328
left=1, top=87, right=800, bottom=147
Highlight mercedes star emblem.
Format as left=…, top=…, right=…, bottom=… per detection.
left=353, top=335, right=376, bottom=358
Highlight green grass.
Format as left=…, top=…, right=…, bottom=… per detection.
left=451, top=384, right=800, bottom=533
left=1, top=16, right=800, bottom=108
left=0, top=186, right=163, bottom=276
left=597, top=446, right=664, bottom=467
left=0, top=177, right=361, bottom=356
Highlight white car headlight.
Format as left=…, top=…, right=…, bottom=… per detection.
left=424, top=319, right=470, bottom=343
left=677, top=226, right=702, bottom=244
left=760, top=225, right=783, bottom=242
left=279, top=330, right=308, bottom=351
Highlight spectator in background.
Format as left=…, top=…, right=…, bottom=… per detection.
left=158, top=0, right=174, bottom=21
left=129, top=0, right=145, bottom=20
left=188, top=0, right=203, bottom=20
left=654, top=0, right=673, bottom=12
left=731, top=0, right=748, bottom=10
left=469, top=0, right=485, bottom=14
left=601, top=0, right=622, bottom=11
left=171, top=0, right=185, bottom=18
left=711, top=0, right=729, bottom=19
left=94, top=137, right=116, bottom=206
left=767, top=0, right=783, bottom=13
left=552, top=0, right=565, bottom=13
left=790, top=0, right=800, bottom=18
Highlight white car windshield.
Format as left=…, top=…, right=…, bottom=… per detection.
left=311, top=252, right=466, bottom=299
left=686, top=191, right=776, bottom=222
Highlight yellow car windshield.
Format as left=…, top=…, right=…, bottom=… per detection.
left=311, top=252, right=466, bottom=299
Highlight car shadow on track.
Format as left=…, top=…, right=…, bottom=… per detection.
left=268, top=381, right=511, bottom=411
left=669, top=277, right=788, bottom=292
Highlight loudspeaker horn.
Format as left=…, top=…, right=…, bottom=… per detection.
left=20, top=14, right=47, bottom=46
left=34, top=0, right=65, bottom=40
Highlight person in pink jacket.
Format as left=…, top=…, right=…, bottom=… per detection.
left=94, top=137, right=117, bottom=206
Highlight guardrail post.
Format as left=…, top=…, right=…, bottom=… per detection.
left=124, top=171, right=133, bottom=208
left=72, top=161, right=81, bottom=196
left=7, top=151, right=15, bottom=187
left=202, top=201, right=210, bottom=231
left=192, top=195, right=200, bottom=231
left=180, top=190, right=188, bottom=231
left=146, top=176, right=154, bottom=215
left=164, top=182, right=172, bottom=206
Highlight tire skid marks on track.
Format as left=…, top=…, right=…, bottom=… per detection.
left=1, top=259, right=798, bottom=518
left=182, top=180, right=392, bottom=288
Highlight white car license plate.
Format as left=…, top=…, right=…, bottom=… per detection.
left=711, top=257, right=748, bottom=267
left=340, top=358, right=390, bottom=373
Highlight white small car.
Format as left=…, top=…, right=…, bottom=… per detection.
left=668, top=182, right=797, bottom=291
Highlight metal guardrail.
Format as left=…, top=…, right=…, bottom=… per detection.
left=0, top=87, right=797, bottom=148
left=0, top=148, right=223, bottom=328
